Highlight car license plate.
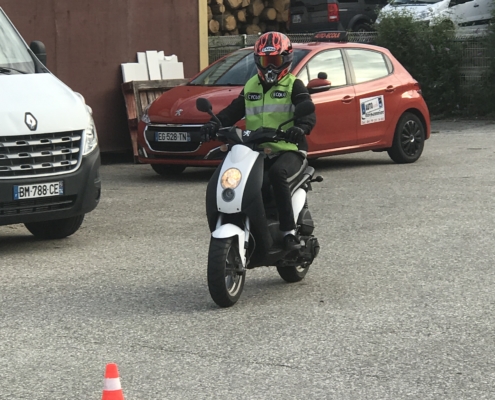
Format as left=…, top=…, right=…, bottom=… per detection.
left=13, top=181, right=64, bottom=200
left=155, top=132, right=190, bottom=142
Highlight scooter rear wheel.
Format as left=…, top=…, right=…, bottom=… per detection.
left=207, top=237, right=245, bottom=307
left=276, top=265, right=309, bottom=283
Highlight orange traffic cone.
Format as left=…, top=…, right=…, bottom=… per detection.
left=102, top=363, right=125, bottom=400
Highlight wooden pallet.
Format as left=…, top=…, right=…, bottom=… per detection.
left=122, top=79, right=189, bottom=162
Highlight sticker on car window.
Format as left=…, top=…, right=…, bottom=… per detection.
left=360, top=95, right=385, bottom=125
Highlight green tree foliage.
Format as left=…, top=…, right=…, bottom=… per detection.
left=374, top=11, right=463, bottom=116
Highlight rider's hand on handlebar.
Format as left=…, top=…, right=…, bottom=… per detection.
left=200, top=121, right=219, bottom=142
left=285, top=126, right=305, bottom=144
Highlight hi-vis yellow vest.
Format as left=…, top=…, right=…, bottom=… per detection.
left=244, top=74, right=298, bottom=153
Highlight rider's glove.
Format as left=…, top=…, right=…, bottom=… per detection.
left=200, top=121, right=219, bottom=142
left=285, top=126, right=305, bottom=144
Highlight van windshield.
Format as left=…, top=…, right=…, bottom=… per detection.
left=0, top=9, right=35, bottom=74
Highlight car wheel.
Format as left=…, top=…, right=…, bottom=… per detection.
left=151, top=164, right=186, bottom=176
left=387, top=112, right=425, bottom=164
left=24, top=214, right=85, bottom=239
left=438, top=19, right=454, bottom=30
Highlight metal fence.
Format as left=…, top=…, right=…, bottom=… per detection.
left=208, top=32, right=377, bottom=63
left=208, top=32, right=490, bottom=88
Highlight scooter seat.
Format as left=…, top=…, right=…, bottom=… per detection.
left=288, top=158, right=310, bottom=192
left=262, top=158, right=311, bottom=211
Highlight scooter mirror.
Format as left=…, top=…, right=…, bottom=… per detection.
left=294, top=101, right=316, bottom=119
left=196, top=98, right=212, bottom=113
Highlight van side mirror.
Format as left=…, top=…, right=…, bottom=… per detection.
left=30, top=41, right=47, bottom=66
left=307, top=72, right=331, bottom=94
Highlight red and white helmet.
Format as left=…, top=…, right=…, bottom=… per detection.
left=254, top=32, right=293, bottom=84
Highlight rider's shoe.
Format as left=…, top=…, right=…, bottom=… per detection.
left=283, top=234, right=301, bottom=251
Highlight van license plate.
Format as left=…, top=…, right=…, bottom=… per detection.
left=13, top=181, right=64, bottom=200
left=155, top=132, right=190, bottom=142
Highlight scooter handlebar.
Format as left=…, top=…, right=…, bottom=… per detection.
left=215, top=126, right=287, bottom=145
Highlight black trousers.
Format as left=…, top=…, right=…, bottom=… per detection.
left=263, top=151, right=305, bottom=231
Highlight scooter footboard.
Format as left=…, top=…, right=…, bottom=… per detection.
left=212, top=223, right=246, bottom=267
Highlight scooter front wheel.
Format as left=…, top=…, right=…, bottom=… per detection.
left=207, top=237, right=245, bottom=307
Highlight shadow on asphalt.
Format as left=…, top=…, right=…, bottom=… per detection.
left=309, top=156, right=393, bottom=171
left=130, top=155, right=393, bottom=185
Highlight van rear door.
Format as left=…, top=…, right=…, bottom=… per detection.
left=289, top=0, right=342, bottom=32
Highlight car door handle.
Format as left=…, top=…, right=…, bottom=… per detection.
left=364, top=7, right=372, bottom=11
left=473, top=4, right=479, bottom=7
left=385, top=85, right=395, bottom=92
left=341, top=95, right=354, bottom=103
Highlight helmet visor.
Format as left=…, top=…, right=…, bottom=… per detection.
left=259, top=54, right=284, bottom=69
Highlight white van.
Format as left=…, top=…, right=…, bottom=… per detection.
left=376, top=0, right=493, bottom=32
left=0, top=8, right=101, bottom=239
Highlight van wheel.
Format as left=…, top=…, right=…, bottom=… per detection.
left=24, top=214, right=85, bottom=239
left=387, top=112, right=425, bottom=164
left=151, top=164, right=186, bottom=176
left=353, top=23, right=372, bottom=32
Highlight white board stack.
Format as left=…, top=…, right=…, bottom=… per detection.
left=121, top=51, right=185, bottom=83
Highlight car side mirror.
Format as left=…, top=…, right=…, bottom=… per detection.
left=30, top=41, right=47, bottom=66
left=196, top=97, right=213, bottom=113
left=307, top=72, right=331, bottom=94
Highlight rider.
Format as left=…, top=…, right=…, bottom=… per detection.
left=201, top=31, right=316, bottom=251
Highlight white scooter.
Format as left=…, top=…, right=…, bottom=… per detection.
left=197, top=98, right=323, bottom=308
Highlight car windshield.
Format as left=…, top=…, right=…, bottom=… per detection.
left=189, top=48, right=310, bottom=86
left=0, top=8, right=36, bottom=74
left=391, top=0, right=443, bottom=4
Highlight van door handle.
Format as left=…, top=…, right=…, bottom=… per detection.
left=341, top=95, right=354, bottom=103
left=473, top=3, right=479, bottom=6
left=385, top=85, right=395, bottom=92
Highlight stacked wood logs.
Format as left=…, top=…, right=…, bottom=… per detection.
left=207, top=0, right=290, bottom=36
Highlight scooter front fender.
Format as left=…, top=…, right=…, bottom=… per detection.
left=212, top=223, right=246, bottom=267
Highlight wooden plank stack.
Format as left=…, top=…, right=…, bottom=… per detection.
left=122, top=79, right=189, bottom=161
left=207, top=0, right=290, bottom=36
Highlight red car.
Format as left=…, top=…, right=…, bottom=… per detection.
left=137, top=32, right=430, bottom=176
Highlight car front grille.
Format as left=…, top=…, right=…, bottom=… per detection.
left=0, top=195, right=77, bottom=216
left=145, top=124, right=202, bottom=153
left=0, top=131, right=82, bottom=178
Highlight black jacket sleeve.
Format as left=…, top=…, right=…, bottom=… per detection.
left=291, top=78, right=316, bottom=136
left=213, top=90, right=246, bottom=128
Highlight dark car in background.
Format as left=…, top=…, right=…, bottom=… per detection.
left=289, top=0, right=388, bottom=32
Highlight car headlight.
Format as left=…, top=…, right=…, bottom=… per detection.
left=141, top=103, right=152, bottom=124
left=83, top=116, right=98, bottom=155
left=221, top=168, right=242, bottom=189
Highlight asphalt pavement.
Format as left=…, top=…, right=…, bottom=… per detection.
left=1, top=119, right=495, bottom=399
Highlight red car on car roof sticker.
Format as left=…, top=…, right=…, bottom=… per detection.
left=137, top=32, right=430, bottom=176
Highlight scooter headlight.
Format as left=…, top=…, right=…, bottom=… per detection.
left=221, top=168, right=242, bottom=189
